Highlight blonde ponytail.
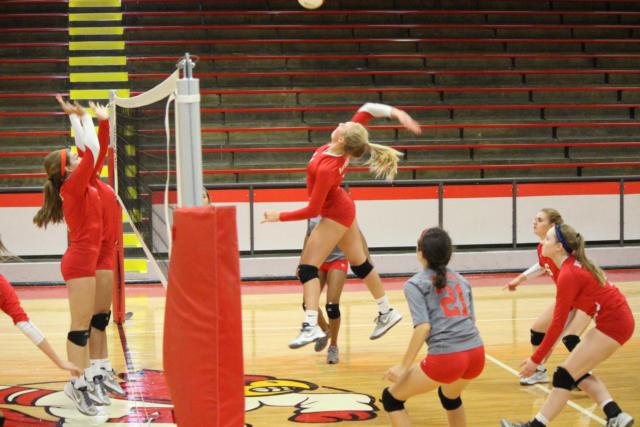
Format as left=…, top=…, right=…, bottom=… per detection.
left=558, top=224, right=606, bottom=285
left=365, top=142, right=403, bottom=181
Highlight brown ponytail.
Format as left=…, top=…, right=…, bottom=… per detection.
left=33, top=150, right=66, bottom=229
left=418, top=227, right=453, bottom=289
left=558, top=224, right=606, bottom=285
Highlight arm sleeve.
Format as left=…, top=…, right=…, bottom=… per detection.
left=531, top=273, right=580, bottom=364
left=0, top=276, right=29, bottom=324
left=69, top=114, right=85, bottom=153
left=279, top=166, right=335, bottom=222
left=403, top=280, right=430, bottom=327
left=523, top=263, right=545, bottom=280
left=81, top=113, right=99, bottom=166
left=16, top=321, right=45, bottom=345
left=93, top=119, right=110, bottom=177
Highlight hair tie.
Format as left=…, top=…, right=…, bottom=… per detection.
left=555, top=224, right=573, bottom=254
left=59, top=149, right=67, bottom=177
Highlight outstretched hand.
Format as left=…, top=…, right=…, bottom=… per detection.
left=394, top=109, right=422, bottom=135
left=58, top=360, right=83, bottom=377
left=55, top=95, right=77, bottom=115
left=261, top=210, right=279, bottom=223
left=89, top=101, right=109, bottom=121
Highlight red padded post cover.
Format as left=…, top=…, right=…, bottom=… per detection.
left=163, top=206, right=244, bottom=426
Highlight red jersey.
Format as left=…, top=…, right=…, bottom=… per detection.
left=531, top=256, right=629, bottom=364
left=279, top=111, right=374, bottom=226
left=537, top=243, right=559, bottom=284
left=0, top=274, right=28, bottom=324
left=60, top=146, right=103, bottom=253
left=95, top=120, right=119, bottom=247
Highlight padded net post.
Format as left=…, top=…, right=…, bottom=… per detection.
left=163, top=206, right=244, bottom=426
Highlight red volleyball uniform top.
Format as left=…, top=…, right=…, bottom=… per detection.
left=279, top=111, right=374, bottom=222
left=0, top=274, right=28, bottom=324
left=61, top=141, right=103, bottom=253
left=77, top=119, right=119, bottom=247
left=537, top=243, right=560, bottom=284
left=531, top=256, right=627, bottom=364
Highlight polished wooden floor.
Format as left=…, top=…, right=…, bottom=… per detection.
left=1, top=272, right=638, bottom=426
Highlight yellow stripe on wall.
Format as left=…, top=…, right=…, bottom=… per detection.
left=69, top=12, right=122, bottom=21
left=69, top=41, right=125, bottom=51
left=124, top=259, right=148, bottom=273
left=70, top=0, right=121, bottom=7
left=123, top=233, right=142, bottom=247
left=70, top=88, right=130, bottom=100
left=69, top=56, right=126, bottom=66
left=70, top=72, right=129, bottom=82
left=69, top=27, right=124, bottom=36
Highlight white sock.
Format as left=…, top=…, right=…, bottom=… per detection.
left=535, top=413, right=549, bottom=426
left=73, top=375, right=88, bottom=389
left=304, top=310, right=318, bottom=327
left=376, top=295, right=391, bottom=314
left=98, top=358, right=112, bottom=371
left=538, top=364, right=546, bottom=372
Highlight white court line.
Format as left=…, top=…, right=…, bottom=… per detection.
left=485, top=353, right=606, bottom=426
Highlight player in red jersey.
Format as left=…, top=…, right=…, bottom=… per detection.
left=501, top=223, right=634, bottom=427
left=505, top=208, right=591, bottom=385
left=33, top=100, right=103, bottom=416
left=60, top=98, right=126, bottom=400
left=262, top=103, right=421, bottom=349
left=0, top=241, right=81, bottom=376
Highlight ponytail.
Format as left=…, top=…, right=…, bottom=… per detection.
left=33, top=150, right=66, bottom=229
left=418, top=227, right=453, bottom=289
left=365, top=143, right=403, bottom=182
left=557, top=224, right=606, bottom=285
left=0, top=237, right=21, bottom=262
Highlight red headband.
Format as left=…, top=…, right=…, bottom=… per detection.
left=59, top=149, right=67, bottom=177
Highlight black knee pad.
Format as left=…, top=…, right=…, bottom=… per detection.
left=351, top=260, right=373, bottom=279
left=562, top=334, right=580, bottom=352
left=326, top=303, right=340, bottom=319
left=381, top=387, right=405, bottom=412
left=91, top=311, right=111, bottom=331
left=530, top=329, right=545, bottom=346
left=297, top=264, right=319, bottom=284
left=67, top=329, right=91, bottom=347
left=575, top=372, right=591, bottom=386
left=552, top=366, right=576, bottom=391
left=438, top=386, right=462, bottom=411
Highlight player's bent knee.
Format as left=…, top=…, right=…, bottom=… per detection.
left=438, top=387, right=462, bottom=411
left=562, top=334, right=580, bottom=352
left=552, top=366, right=576, bottom=391
left=351, top=260, right=373, bottom=279
left=326, top=303, right=340, bottom=319
left=67, top=329, right=91, bottom=347
left=297, top=264, right=318, bottom=284
left=91, top=311, right=111, bottom=331
left=381, top=387, right=405, bottom=412
left=575, top=372, right=591, bottom=386
left=530, top=329, right=545, bottom=346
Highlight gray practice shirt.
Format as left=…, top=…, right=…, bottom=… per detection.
left=403, top=267, right=483, bottom=354
left=307, top=216, right=345, bottom=263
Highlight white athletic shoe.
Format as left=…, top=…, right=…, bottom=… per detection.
left=314, top=330, right=330, bottom=352
left=499, top=420, right=532, bottom=427
left=520, top=366, right=548, bottom=385
left=289, top=323, right=326, bottom=349
left=607, top=412, right=634, bottom=427
left=370, top=309, right=402, bottom=340
left=100, top=368, right=126, bottom=396
left=64, top=381, right=98, bottom=416
left=327, top=345, right=339, bottom=364
left=87, top=376, right=111, bottom=406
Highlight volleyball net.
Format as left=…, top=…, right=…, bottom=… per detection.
left=109, top=53, right=245, bottom=423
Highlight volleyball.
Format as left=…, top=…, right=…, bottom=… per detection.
left=298, top=0, right=324, bottom=9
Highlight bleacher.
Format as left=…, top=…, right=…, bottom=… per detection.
left=1, top=0, right=640, bottom=186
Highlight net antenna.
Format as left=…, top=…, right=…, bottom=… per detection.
left=109, top=53, right=204, bottom=288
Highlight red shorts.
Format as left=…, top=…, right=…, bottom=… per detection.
left=321, top=191, right=355, bottom=228
left=595, top=302, right=635, bottom=345
left=96, top=239, right=116, bottom=270
left=320, top=259, right=348, bottom=273
left=61, top=246, right=99, bottom=281
left=420, top=346, right=485, bottom=384
left=96, top=196, right=121, bottom=271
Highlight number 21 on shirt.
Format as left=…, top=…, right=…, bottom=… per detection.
left=437, top=282, right=469, bottom=317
